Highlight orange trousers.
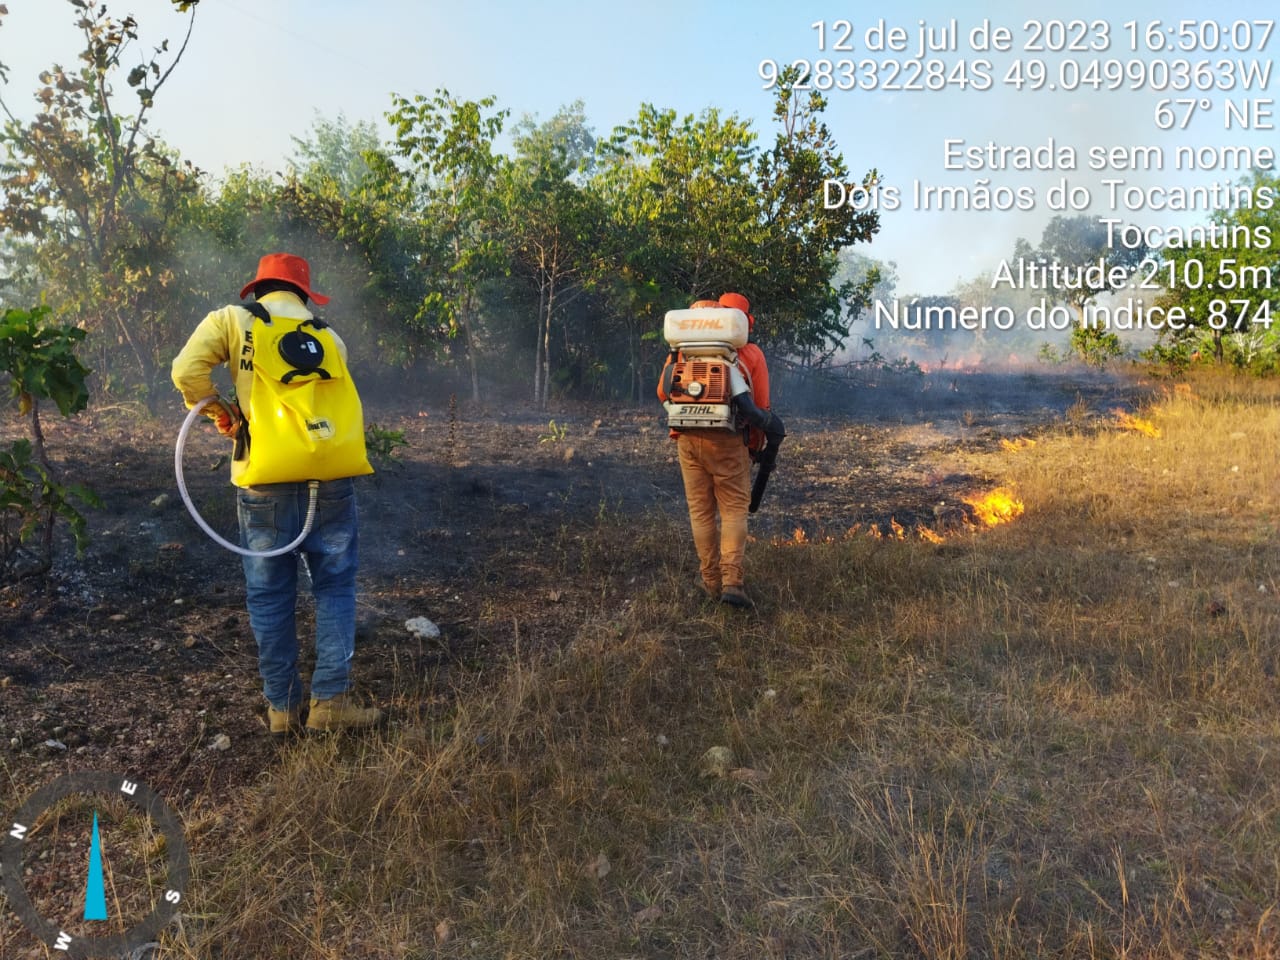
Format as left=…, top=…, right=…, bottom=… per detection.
left=675, top=430, right=751, bottom=592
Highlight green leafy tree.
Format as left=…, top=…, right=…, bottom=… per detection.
left=594, top=74, right=884, bottom=374
left=595, top=104, right=759, bottom=302
left=386, top=89, right=509, bottom=402
left=1154, top=168, right=1279, bottom=370
left=0, top=0, right=204, bottom=402
left=340, top=147, right=444, bottom=368
left=591, top=103, right=761, bottom=398
left=187, top=147, right=433, bottom=375
left=0, top=304, right=99, bottom=577
left=280, top=129, right=440, bottom=369
left=752, top=66, right=881, bottom=362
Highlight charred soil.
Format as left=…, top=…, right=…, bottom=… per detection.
left=0, top=366, right=1147, bottom=812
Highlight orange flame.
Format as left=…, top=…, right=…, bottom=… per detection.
left=1111, top=409, right=1161, bottom=438
left=778, top=489, right=1025, bottom=547
left=1000, top=437, right=1036, bottom=452
left=962, top=487, right=1025, bottom=526
left=771, top=526, right=836, bottom=547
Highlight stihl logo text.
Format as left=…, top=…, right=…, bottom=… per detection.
left=676, top=318, right=730, bottom=330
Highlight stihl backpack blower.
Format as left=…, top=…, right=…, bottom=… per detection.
left=659, top=305, right=785, bottom=511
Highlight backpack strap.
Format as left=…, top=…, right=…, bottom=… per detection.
left=242, top=300, right=329, bottom=330
left=243, top=301, right=271, bottom=323
left=659, top=349, right=679, bottom=400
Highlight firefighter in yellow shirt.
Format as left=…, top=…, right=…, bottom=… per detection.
left=172, top=253, right=381, bottom=738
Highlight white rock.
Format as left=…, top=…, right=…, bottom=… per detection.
left=405, top=617, right=441, bottom=640
left=208, top=734, right=232, bottom=752
left=43, top=739, right=68, bottom=751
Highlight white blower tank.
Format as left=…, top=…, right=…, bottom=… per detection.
left=662, top=307, right=749, bottom=356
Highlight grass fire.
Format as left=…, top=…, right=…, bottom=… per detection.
left=1111, top=407, right=1162, bottom=437
left=962, top=486, right=1025, bottom=526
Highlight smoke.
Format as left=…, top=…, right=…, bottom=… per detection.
left=775, top=360, right=1149, bottom=429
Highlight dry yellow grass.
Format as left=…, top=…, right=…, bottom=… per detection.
left=162, top=371, right=1280, bottom=959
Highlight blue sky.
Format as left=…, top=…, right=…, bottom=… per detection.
left=2, top=0, right=1276, bottom=296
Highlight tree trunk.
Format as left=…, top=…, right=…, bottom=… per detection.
left=106, top=307, right=157, bottom=406
left=541, top=273, right=557, bottom=409
left=28, top=396, right=48, bottom=474
left=456, top=296, right=480, bottom=404
left=29, top=397, right=55, bottom=575
left=532, top=280, right=547, bottom=405
left=465, top=317, right=480, bottom=404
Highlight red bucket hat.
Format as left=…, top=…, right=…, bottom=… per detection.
left=239, top=252, right=330, bottom=306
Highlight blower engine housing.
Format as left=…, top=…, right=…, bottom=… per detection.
left=661, top=307, right=752, bottom=431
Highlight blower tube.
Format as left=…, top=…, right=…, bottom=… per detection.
left=729, top=386, right=786, bottom=514
left=175, top=396, right=318, bottom=558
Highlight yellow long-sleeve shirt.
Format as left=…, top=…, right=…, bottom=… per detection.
left=171, top=290, right=351, bottom=485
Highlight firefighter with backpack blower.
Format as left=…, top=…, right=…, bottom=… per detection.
left=172, top=252, right=382, bottom=739
left=657, top=292, right=786, bottom=609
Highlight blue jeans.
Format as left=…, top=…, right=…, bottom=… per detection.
left=237, top=478, right=358, bottom=709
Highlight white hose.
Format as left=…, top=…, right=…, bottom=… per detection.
left=175, top=396, right=318, bottom=558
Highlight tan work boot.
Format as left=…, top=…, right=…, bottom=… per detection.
left=267, top=703, right=303, bottom=741
left=306, top=692, right=383, bottom=733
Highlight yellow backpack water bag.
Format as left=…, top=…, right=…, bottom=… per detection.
left=235, top=303, right=374, bottom=486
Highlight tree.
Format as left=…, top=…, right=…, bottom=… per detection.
left=198, top=163, right=431, bottom=371
left=590, top=105, right=764, bottom=403
left=0, top=304, right=98, bottom=578
left=284, top=117, right=443, bottom=369
left=595, top=104, right=760, bottom=301
left=0, top=0, right=203, bottom=401
left=751, top=66, right=881, bottom=361
left=499, top=103, right=603, bottom=406
left=1013, top=215, right=1148, bottom=365
left=386, top=89, right=508, bottom=403
left=593, top=72, right=885, bottom=374
left=290, top=112, right=381, bottom=197
left=1154, top=168, right=1279, bottom=370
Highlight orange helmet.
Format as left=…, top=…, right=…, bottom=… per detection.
left=719, top=292, right=753, bottom=328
